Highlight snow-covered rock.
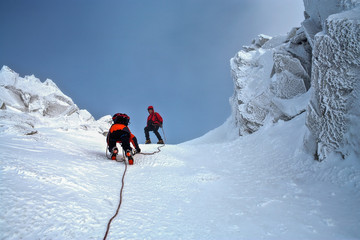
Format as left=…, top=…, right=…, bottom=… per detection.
left=302, top=0, right=360, bottom=47
left=0, top=66, right=110, bottom=134
left=230, top=0, right=360, bottom=161
left=230, top=29, right=311, bottom=135
left=1, top=65, right=78, bottom=118
left=303, top=2, right=360, bottom=161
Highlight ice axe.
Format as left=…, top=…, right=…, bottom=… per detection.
left=160, top=124, right=167, bottom=144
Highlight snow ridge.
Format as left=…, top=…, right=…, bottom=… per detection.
left=0, top=65, right=111, bottom=135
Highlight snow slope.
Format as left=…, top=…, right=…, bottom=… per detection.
left=1, top=104, right=360, bottom=239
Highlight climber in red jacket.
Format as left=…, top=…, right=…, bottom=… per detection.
left=144, top=106, right=164, bottom=144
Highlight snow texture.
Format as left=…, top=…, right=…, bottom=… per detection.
left=1, top=67, right=359, bottom=239
left=230, top=0, right=360, bottom=161
left=1, top=95, right=360, bottom=239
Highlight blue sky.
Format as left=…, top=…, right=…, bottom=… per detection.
left=0, top=0, right=304, bottom=143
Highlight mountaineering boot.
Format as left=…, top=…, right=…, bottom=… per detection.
left=157, top=139, right=164, bottom=144
left=145, top=139, right=151, bottom=144
left=135, top=147, right=141, bottom=154
left=126, top=150, right=134, bottom=165
left=111, top=147, right=118, bottom=160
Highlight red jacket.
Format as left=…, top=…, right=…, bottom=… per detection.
left=147, top=112, right=163, bottom=127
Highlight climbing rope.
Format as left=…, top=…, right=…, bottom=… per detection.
left=103, top=126, right=167, bottom=239
left=138, top=144, right=165, bottom=155
left=103, top=144, right=165, bottom=239
left=105, top=126, right=167, bottom=157
left=103, top=152, right=127, bottom=240
left=139, top=126, right=166, bottom=155
left=106, top=144, right=166, bottom=157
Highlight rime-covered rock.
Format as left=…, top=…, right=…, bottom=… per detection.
left=230, top=0, right=360, bottom=161
left=304, top=2, right=360, bottom=160
left=230, top=29, right=311, bottom=135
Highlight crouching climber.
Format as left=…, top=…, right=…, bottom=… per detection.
left=144, top=106, right=164, bottom=144
left=107, top=113, right=141, bottom=164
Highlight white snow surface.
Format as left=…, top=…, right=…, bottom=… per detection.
left=1, top=102, right=360, bottom=239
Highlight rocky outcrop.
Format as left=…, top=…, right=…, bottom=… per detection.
left=303, top=1, right=360, bottom=160
left=230, top=29, right=312, bottom=135
left=230, top=0, right=360, bottom=161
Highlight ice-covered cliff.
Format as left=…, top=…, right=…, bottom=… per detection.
left=230, top=30, right=311, bottom=135
left=230, top=0, right=360, bottom=161
left=0, top=66, right=111, bottom=135
left=303, top=0, right=360, bottom=161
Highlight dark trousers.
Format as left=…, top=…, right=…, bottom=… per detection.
left=108, top=134, right=131, bottom=153
left=144, top=125, right=162, bottom=141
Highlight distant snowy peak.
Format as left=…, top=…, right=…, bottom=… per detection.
left=0, top=65, right=76, bottom=117
left=0, top=66, right=111, bottom=134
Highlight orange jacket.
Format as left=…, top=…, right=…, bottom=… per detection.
left=108, top=123, right=137, bottom=148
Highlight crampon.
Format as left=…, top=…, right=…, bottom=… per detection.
left=126, top=150, right=134, bottom=165
left=111, top=148, right=118, bottom=160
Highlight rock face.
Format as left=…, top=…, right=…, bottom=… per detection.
left=230, top=30, right=312, bottom=135
left=0, top=66, right=111, bottom=134
left=230, top=0, right=360, bottom=161
left=303, top=1, right=360, bottom=160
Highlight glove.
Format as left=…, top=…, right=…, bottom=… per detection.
left=135, top=148, right=141, bottom=154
